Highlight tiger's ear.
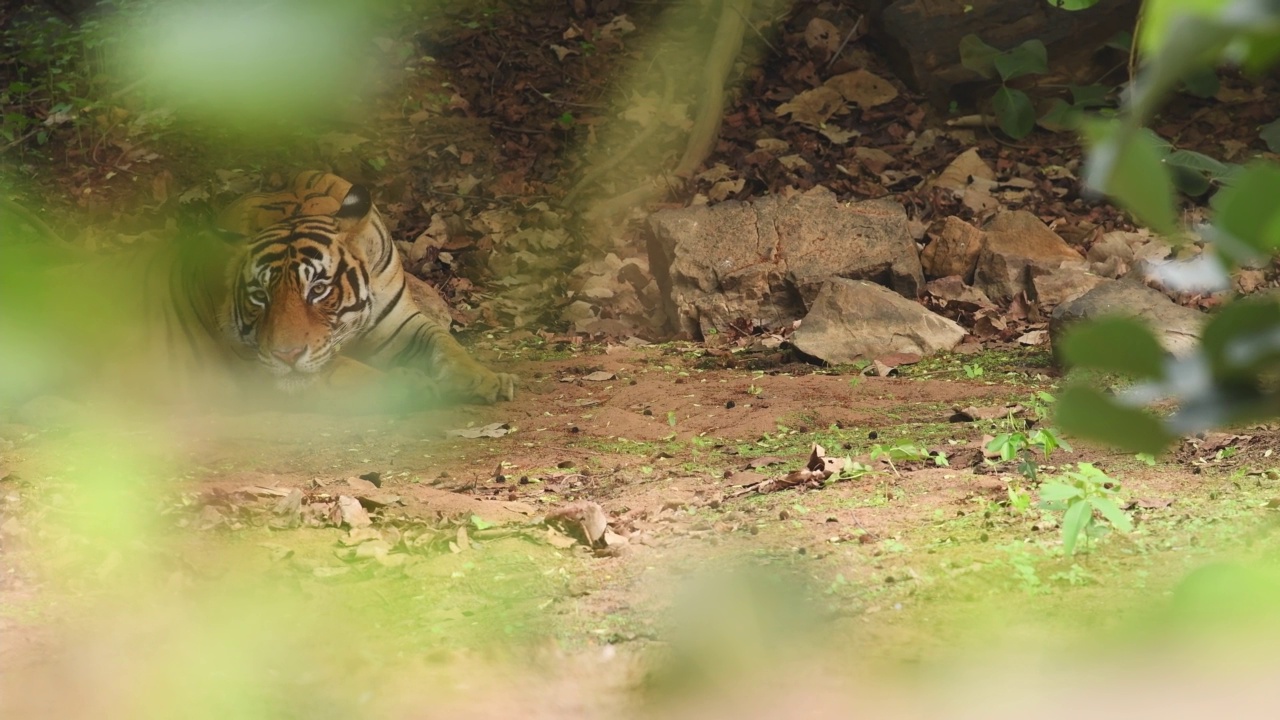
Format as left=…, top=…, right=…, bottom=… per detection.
left=335, top=185, right=373, bottom=228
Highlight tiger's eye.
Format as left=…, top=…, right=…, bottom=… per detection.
left=308, top=281, right=332, bottom=302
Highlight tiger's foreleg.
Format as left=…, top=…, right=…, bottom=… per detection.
left=357, top=309, right=516, bottom=404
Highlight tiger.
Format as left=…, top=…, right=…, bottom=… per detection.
left=0, top=171, right=516, bottom=410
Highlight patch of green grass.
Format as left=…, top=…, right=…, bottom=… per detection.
left=575, top=437, right=682, bottom=457
left=504, top=338, right=583, bottom=362
left=901, top=347, right=1055, bottom=383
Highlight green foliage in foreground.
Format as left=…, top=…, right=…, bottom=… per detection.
left=1058, top=0, right=1280, bottom=454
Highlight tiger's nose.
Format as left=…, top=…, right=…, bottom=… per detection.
left=271, top=346, right=306, bottom=365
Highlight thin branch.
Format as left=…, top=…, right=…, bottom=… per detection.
left=825, top=14, right=864, bottom=69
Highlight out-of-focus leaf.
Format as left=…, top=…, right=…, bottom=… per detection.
left=1211, top=162, right=1280, bottom=256
left=1038, top=482, right=1083, bottom=503
left=1104, top=30, right=1133, bottom=52
left=1060, top=500, right=1091, bottom=555
left=1260, top=118, right=1280, bottom=153
left=1180, top=65, right=1220, bottom=97
left=1068, top=84, right=1111, bottom=108
left=1171, top=166, right=1212, bottom=196
left=1037, top=99, right=1082, bottom=132
left=993, top=86, right=1036, bottom=139
left=993, top=40, right=1048, bottom=81
left=959, top=34, right=1000, bottom=78
left=1059, top=317, right=1167, bottom=380
left=1138, top=0, right=1234, bottom=55
left=1056, top=386, right=1175, bottom=454
left=1083, top=123, right=1178, bottom=233
left=1165, top=149, right=1230, bottom=177
left=1046, top=0, right=1103, bottom=9
left=1200, top=296, right=1280, bottom=378
left=1091, top=496, right=1133, bottom=533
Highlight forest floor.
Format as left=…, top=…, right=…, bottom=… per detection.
left=4, top=0, right=1280, bottom=717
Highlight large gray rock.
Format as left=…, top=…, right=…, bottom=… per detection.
left=792, top=279, right=966, bottom=363
left=647, top=187, right=924, bottom=337
left=973, top=211, right=1084, bottom=302
left=1049, top=279, right=1205, bottom=358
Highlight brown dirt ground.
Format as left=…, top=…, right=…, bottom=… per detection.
left=4, top=345, right=1280, bottom=717
left=5, top=0, right=1280, bottom=715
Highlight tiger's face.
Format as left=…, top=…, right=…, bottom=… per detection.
left=225, top=188, right=376, bottom=390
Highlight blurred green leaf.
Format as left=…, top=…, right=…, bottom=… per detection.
left=1180, top=65, right=1220, bottom=97
left=993, top=86, right=1036, bottom=138
left=1104, top=31, right=1133, bottom=52
left=1260, top=118, right=1280, bottom=153
left=993, top=40, right=1048, bottom=81
left=122, top=2, right=367, bottom=124
left=1171, top=166, right=1212, bottom=196
left=1165, top=149, right=1230, bottom=177
left=1060, top=318, right=1167, bottom=380
left=1038, top=482, right=1083, bottom=503
left=1045, top=0, right=1102, bottom=9
left=959, top=34, right=1000, bottom=78
left=1084, top=123, right=1178, bottom=233
left=1201, top=295, right=1280, bottom=378
left=1060, top=499, right=1091, bottom=555
left=1139, top=0, right=1233, bottom=55
left=1091, top=496, right=1133, bottom=533
left=1038, top=98, right=1082, bottom=132
left=1068, top=83, right=1111, bottom=108
left=1211, top=162, right=1280, bottom=255
left=1056, top=386, right=1175, bottom=454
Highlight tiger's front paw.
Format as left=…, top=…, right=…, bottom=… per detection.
left=494, top=372, right=518, bottom=402
left=438, top=362, right=516, bottom=404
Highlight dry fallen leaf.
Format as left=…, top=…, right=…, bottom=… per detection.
left=776, top=86, right=845, bottom=127
left=544, top=527, right=579, bottom=549
left=545, top=500, right=610, bottom=547
left=746, top=455, right=786, bottom=470
left=950, top=404, right=1023, bottom=422
left=933, top=148, right=995, bottom=194
left=446, top=422, right=513, bottom=439
left=1016, top=329, right=1049, bottom=346
left=825, top=69, right=898, bottom=108
left=819, top=126, right=860, bottom=145
left=708, top=178, right=745, bottom=202
left=804, top=17, right=841, bottom=56
left=236, top=485, right=293, bottom=498
left=583, top=371, right=617, bottom=382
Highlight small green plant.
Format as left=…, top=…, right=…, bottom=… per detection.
left=1038, top=462, right=1133, bottom=555
left=959, top=34, right=1117, bottom=139
left=1005, top=480, right=1033, bottom=514
left=962, top=363, right=985, bottom=378
left=1026, top=391, right=1057, bottom=421
left=1000, top=541, right=1045, bottom=594
left=835, top=460, right=873, bottom=482
left=986, top=419, right=1072, bottom=480
left=1049, top=563, right=1094, bottom=587
left=869, top=442, right=946, bottom=476
left=747, top=384, right=762, bottom=396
